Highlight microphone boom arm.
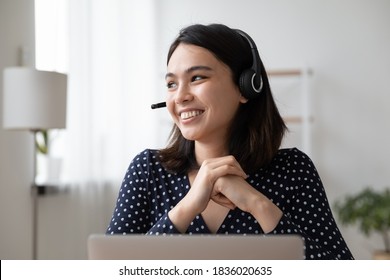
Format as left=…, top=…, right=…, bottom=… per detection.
left=151, top=102, right=166, bottom=109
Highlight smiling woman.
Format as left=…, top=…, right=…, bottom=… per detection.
left=106, top=23, right=354, bottom=260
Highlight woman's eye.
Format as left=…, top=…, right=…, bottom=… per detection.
left=166, top=81, right=177, bottom=89
left=192, top=75, right=204, bottom=82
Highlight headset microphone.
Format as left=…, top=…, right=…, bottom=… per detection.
left=151, top=102, right=166, bottom=109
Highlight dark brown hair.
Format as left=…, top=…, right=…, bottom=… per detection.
left=159, top=23, right=287, bottom=174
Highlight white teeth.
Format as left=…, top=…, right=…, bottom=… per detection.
left=180, top=110, right=203, bottom=120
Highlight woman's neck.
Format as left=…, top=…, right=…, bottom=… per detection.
left=194, top=141, right=229, bottom=166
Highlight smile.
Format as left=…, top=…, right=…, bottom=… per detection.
left=180, top=110, right=204, bottom=120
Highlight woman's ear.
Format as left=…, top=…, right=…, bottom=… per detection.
left=239, top=94, right=249, bottom=104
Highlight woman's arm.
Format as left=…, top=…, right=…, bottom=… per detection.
left=168, top=155, right=247, bottom=233
left=106, top=149, right=180, bottom=235
left=213, top=149, right=354, bottom=259
left=213, top=175, right=283, bottom=233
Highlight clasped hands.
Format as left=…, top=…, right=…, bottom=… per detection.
left=169, top=155, right=282, bottom=233
left=188, top=155, right=259, bottom=215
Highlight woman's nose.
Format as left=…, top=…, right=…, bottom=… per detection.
left=175, top=84, right=193, bottom=104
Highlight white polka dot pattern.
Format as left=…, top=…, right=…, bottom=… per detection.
left=106, top=148, right=354, bottom=260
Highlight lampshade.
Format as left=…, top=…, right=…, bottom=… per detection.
left=2, top=67, right=67, bottom=130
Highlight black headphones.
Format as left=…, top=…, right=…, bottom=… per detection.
left=235, top=29, right=264, bottom=99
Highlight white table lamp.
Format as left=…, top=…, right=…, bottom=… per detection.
left=2, top=67, right=67, bottom=259
left=3, top=67, right=67, bottom=130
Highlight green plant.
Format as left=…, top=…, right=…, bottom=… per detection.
left=35, top=129, right=49, bottom=154
left=334, top=187, right=390, bottom=253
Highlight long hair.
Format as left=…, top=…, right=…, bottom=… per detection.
left=159, top=23, right=287, bottom=174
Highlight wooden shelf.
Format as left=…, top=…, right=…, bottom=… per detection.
left=268, top=69, right=313, bottom=77
left=283, top=116, right=314, bottom=124
left=269, top=67, right=313, bottom=154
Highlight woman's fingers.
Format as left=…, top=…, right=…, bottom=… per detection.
left=200, top=155, right=247, bottom=184
left=182, top=155, right=246, bottom=214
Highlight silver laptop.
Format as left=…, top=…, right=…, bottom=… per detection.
left=87, top=234, right=304, bottom=260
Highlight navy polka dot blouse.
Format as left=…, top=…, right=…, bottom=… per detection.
left=106, top=147, right=354, bottom=260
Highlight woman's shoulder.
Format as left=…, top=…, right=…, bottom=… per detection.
left=129, top=148, right=162, bottom=165
left=128, top=149, right=183, bottom=182
left=133, top=148, right=160, bottom=158
left=276, top=147, right=309, bottom=157
left=129, top=149, right=176, bottom=174
left=273, top=147, right=314, bottom=165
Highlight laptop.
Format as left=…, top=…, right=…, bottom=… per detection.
left=87, top=234, right=305, bottom=260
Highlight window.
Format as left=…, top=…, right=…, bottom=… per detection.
left=35, top=0, right=68, bottom=73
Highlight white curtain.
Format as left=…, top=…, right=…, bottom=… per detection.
left=62, top=0, right=162, bottom=185
left=35, top=0, right=168, bottom=258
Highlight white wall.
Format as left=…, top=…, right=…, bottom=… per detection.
left=0, top=0, right=36, bottom=259
left=154, top=0, right=390, bottom=259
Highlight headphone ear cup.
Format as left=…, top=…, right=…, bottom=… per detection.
left=239, top=69, right=257, bottom=100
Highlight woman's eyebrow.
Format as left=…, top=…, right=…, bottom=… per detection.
left=165, top=65, right=213, bottom=79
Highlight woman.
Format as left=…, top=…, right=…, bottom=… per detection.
left=106, top=23, right=354, bottom=260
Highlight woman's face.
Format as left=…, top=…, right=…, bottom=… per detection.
left=166, top=43, right=247, bottom=144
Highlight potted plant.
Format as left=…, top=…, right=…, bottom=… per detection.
left=35, top=129, right=49, bottom=154
left=35, top=129, right=63, bottom=184
left=334, top=187, right=390, bottom=259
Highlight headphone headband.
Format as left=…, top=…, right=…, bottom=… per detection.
left=234, top=29, right=264, bottom=99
